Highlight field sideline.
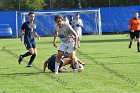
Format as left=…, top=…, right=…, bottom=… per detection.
left=0, top=34, right=139, bottom=93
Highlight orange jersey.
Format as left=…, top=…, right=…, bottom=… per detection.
left=128, top=18, right=140, bottom=31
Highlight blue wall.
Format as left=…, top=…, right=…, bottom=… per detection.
left=100, top=6, right=140, bottom=33
left=0, top=6, right=140, bottom=37
left=0, top=11, right=16, bottom=36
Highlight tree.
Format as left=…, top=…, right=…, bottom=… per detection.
left=20, top=0, right=47, bottom=10
left=0, top=0, right=47, bottom=10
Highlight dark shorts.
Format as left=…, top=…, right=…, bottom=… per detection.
left=47, top=54, right=63, bottom=72
left=24, top=39, right=36, bottom=50
left=130, top=31, right=140, bottom=39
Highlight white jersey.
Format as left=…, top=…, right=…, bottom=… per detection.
left=73, top=19, right=83, bottom=33
left=55, top=22, right=75, bottom=43
left=63, top=18, right=69, bottom=24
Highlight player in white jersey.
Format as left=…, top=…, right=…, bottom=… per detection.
left=53, top=15, right=78, bottom=74
left=63, top=16, right=69, bottom=24
left=73, top=14, right=83, bottom=48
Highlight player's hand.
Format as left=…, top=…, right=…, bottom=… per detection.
left=53, top=42, right=57, bottom=48
left=20, top=37, right=23, bottom=42
left=19, top=35, right=23, bottom=42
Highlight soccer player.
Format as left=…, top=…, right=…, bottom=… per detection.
left=63, top=16, right=69, bottom=24
left=18, top=12, right=40, bottom=67
left=128, top=12, right=140, bottom=52
left=69, top=15, right=74, bottom=27
left=53, top=15, right=78, bottom=74
left=73, top=14, right=83, bottom=48
left=43, top=54, right=85, bottom=72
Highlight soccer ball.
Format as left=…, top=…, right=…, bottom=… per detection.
left=78, top=64, right=84, bottom=72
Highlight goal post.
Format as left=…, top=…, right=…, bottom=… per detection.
left=16, top=8, right=102, bottom=37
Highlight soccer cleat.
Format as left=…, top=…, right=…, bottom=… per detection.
left=18, top=55, right=23, bottom=64
left=128, top=45, right=131, bottom=49
left=26, top=65, right=32, bottom=67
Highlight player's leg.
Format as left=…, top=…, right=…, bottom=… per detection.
left=58, top=58, right=71, bottom=72
left=27, top=48, right=36, bottom=67
left=54, top=43, right=66, bottom=74
left=75, top=56, right=85, bottom=66
left=18, top=41, right=32, bottom=64
left=136, top=31, right=140, bottom=52
left=67, top=42, right=79, bottom=71
left=77, top=30, right=82, bottom=48
left=128, top=32, right=134, bottom=49
left=62, top=58, right=72, bottom=66
left=77, top=36, right=80, bottom=48
left=55, top=51, right=64, bottom=74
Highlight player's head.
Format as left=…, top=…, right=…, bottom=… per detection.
left=76, top=13, right=80, bottom=19
left=70, top=16, right=73, bottom=20
left=134, top=12, right=139, bottom=19
left=54, top=15, right=64, bottom=27
left=28, top=12, right=35, bottom=22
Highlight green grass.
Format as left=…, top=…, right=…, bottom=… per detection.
left=0, top=34, right=140, bottom=93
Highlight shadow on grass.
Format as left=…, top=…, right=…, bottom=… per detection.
left=0, top=72, right=44, bottom=77
left=107, top=62, right=140, bottom=65
left=105, top=56, right=128, bottom=58
left=0, top=67, right=9, bottom=69
left=81, top=38, right=128, bottom=43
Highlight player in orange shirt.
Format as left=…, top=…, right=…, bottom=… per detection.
left=128, top=12, right=140, bottom=52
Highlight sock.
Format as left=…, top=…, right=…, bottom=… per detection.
left=71, top=58, right=79, bottom=70
left=129, top=42, right=132, bottom=46
left=78, top=41, right=80, bottom=48
left=137, top=42, right=139, bottom=51
left=28, top=54, right=36, bottom=65
left=22, top=52, right=31, bottom=58
left=55, top=62, right=60, bottom=74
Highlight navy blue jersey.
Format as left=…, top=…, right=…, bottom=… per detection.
left=21, top=21, right=36, bottom=40
left=48, top=54, right=63, bottom=72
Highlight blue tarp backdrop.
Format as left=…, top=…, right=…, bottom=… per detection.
left=0, top=6, right=140, bottom=37
left=101, top=6, right=140, bottom=33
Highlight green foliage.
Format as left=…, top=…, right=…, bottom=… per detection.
left=0, top=0, right=139, bottom=10
left=0, top=0, right=47, bottom=10
left=24, top=0, right=47, bottom=10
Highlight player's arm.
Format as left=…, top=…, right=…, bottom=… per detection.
left=34, top=31, right=40, bottom=40
left=19, top=29, right=24, bottom=41
left=43, top=59, right=49, bottom=72
left=77, top=58, right=85, bottom=66
left=53, top=29, right=58, bottom=48
left=74, top=55, right=85, bottom=66
left=80, top=20, right=83, bottom=27
left=128, top=20, right=134, bottom=32
left=19, top=23, right=25, bottom=41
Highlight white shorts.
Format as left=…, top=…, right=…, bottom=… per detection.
left=75, top=29, right=82, bottom=37
left=58, top=42, right=75, bottom=54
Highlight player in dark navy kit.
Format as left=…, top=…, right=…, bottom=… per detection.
left=18, top=12, right=40, bottom=67
left=43, top=53, right=85, bottom=72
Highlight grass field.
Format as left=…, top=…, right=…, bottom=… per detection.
left=0, top=34, right=140, bottom=93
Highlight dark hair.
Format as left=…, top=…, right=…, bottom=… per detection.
left=54, top=15, right=63, bottom=22
left=76, top=13, right=80, bottom=16
left=28, top=12, right=35, bottom=16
